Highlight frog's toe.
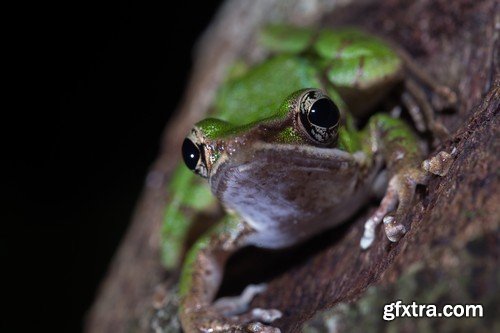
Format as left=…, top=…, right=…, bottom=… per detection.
left=383, top=215, right=407, bottom=242
left=360, top=169, right=428, bottom=249
left=245, top=321, right=281, bottom=333
left=230, top=306, right=282, bottom=324
left=248, top=308, right=282, bottom=323
left=360, top=177, right=399, bottom=250
left=422, top=150, right=455, bottom=177
left=213, top=308, right=281, bottom=333
left=360, top=232, right=375, bottom=250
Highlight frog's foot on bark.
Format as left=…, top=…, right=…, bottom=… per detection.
left=229, top=309, right=282, bottom=333
left=399, top=48, right=458, bottom=144
left=182, top=308, right=280, bottom=333
left=181, top=287, right=281, bottom=333
left=400, top=47, right=458, bottom=111
left=360, top=148, right=456, bottom=249
left=210, top=283, right=282, bottom=332
left=244, top=321, right=281, bottom=333
left=214, top=284, right=268, bottom=316
left=360, top=168, right=427, bottom=249
left=402, top=79, right=451, bottom=142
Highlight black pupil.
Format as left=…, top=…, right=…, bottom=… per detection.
left=182, top=138, right=200, bottom=171
left=309, top=98, right=339, bottom=128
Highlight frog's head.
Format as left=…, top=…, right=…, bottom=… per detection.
left=182, top=88, right=342, bottom=179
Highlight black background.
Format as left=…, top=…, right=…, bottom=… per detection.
left=4, top=1, right=223, bottom=331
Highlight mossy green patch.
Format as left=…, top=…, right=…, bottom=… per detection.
left=161, top=166, right=215, bottom=269
left=214, top=55, right=322, bottom=125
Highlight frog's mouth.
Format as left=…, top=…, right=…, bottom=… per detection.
left=209, top=142, right=368, bottom=197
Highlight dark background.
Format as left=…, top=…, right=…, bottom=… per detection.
left=4, top=1, right=222, bottom=332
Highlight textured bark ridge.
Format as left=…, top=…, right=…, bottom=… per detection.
left=85, top=0, right=499, bottom=332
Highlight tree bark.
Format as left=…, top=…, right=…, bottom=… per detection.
left=85, top=0, right=499, bottom=332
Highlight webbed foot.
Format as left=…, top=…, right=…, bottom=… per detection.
left=183, top=284, right=282, bottom=333
left=360, top=148, right=456, bottom=249
left=214, top=284, right=282, bottom=332
left=214, top=284, right=268, bottom=316
left=360, top=170, right=421, bottom=249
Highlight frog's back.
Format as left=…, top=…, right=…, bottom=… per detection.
left=260, top=25, right=404, bottom=115
left=214, top=55, right=323, bottom=124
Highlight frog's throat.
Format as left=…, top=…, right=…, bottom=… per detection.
left=207, top=143, right=375, bottom=249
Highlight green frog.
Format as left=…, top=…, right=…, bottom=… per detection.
left=162, top=25, right=455, bottom=332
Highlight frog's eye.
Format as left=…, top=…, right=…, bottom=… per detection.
left=182, top=138, right=201, bottom=171
left=298, top=90, right=340, bottom=145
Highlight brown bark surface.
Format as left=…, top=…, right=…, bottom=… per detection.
left=86, top=0, right=499, bottom=332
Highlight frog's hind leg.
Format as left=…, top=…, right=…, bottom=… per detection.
left=397, top=48, right=457, bottom=141
left=401, top=88, right=427, bottom=133
left=179, top=215, right=281, bottom=333
left=214, top=284, right=282, bottom=323
left=402, top=78, right=450, bottom=141
left=398, top=48, right=457, bottom=108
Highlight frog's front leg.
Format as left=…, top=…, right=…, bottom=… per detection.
left=360, top=115, right=455, bottom=249
left=360, top=167, right=427, bottom=249
left=179, top=215, right=281, bottom=333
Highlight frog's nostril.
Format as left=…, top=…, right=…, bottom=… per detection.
left=182, top=138, right=200, bottom=171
